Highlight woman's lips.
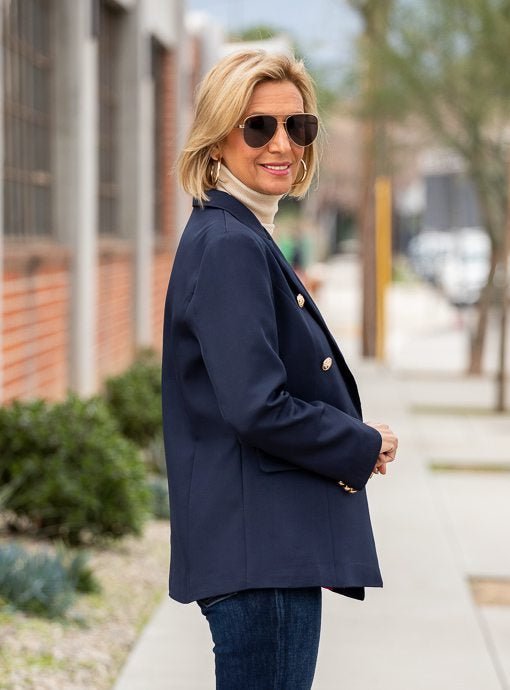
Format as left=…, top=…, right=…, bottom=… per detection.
left=260, top=163, right=292, bottom=176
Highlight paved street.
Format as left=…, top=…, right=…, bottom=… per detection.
left=114, top=254, right=510, bottom=690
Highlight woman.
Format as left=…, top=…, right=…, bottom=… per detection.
left=162, top=50, right=398, bottom=689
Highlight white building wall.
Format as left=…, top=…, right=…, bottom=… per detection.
left=54, top=0, right=99, bottom=396
left=0, top=0, right=186, bottom=398
left=53, top=0, right=184, bottom=390
left=118, top=0, right=182, bottom=348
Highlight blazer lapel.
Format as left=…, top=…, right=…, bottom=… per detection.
left=195, top=191, right=363, bottom=416
left=267, top=241, right=363, bottom=415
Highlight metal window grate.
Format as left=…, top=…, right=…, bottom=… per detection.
left=98, top=0, right=121, bottom=236
left=3, top=0, right=54, bottom=239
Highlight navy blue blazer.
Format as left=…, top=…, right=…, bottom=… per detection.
left=161, top=190, right=383, bottom=604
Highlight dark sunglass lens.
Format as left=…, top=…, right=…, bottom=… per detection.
left=243, top=115, right=277, bottom=148
left=287, top=114, right=318, bottom=146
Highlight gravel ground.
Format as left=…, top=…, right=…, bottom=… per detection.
left=0, top=521, right=169, bottom=690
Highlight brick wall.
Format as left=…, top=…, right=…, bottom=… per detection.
left=97, top=244, right=135, bottom=384
left=1, top=44, right=180, bottom=404
left=153, top=248, right=173, bottom=353
left=2, top=245, right=70, bottom=403
left=160, top=48, right=178, bottom=247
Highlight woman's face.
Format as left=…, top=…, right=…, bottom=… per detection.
left=217, top=80, right=306, bottom=196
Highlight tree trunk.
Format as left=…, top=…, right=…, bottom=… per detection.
left=355, top=0, right=393, bottom=358
left=496, top=158, right=510, bottom=411
left=467, top=157, right=506, bottom=376
left=468, top=247, right=497, bottom=374
left=359, top=121, right=377, bottom=357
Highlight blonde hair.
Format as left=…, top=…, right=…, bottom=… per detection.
left=178, top=50, right=321, bottom=202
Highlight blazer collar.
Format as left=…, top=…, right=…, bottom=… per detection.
left=193, top=191, right=326, bottom=332
left=193, top=190, right=269, bottom=239
left=194, top=192, right=317, bottom=310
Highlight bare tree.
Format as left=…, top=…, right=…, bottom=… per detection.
left=348, top=0, right=510, bottom=404
left=346, top=0, right=394, bottom=357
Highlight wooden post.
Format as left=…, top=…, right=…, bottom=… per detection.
left=375, top=176, right=392, bottom=361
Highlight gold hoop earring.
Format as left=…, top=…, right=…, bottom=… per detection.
left=210, top=159, right=221, bottom=186
left=293, top=159, right=307, bottom=186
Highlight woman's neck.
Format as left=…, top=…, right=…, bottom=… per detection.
left=216, top=164, right=282, bottom=235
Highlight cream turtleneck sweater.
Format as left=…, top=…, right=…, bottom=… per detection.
left=216, top=164, right=283, bottom=236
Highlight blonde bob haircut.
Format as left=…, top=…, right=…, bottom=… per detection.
left=178, top=50, right=321, bottom=202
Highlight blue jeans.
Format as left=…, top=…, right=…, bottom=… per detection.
left=197, top=587, right=322, bottom=689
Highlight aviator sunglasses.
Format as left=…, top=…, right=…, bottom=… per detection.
left=237, top=113, right=319, bottom=149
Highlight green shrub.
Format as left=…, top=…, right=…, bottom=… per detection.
left=0, top=394, right=151, bottom=544
left=144, top=433, right=167, bottom=476
left=103, top=349, right=162, bottom=448
left=147, top=475, right=170, bottom=520
left=56, top=545, right=101, bottom=594
left=0, top=543, right=99, bottom=618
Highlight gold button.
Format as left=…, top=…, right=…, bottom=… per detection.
left=338, top=480, right=358, bottom=494
left=321, top=356, right=332, bottom=371
left=296, top=293, right=305, bottom=308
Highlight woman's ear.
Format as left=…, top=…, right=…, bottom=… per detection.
left=211, top=145, right=222, bottom=161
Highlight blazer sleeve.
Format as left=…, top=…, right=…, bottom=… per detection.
left=187, top=227, right=381, bottom=489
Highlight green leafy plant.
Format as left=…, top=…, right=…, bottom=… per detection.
left=147, top=475, right=170, bottom=520
left=103, top=349, right=163, bottom=448
left=0, top=543, right=99, bottom=618
left=0, top=394, right=150, bottom=544
left=56, top=544, right=101, bottom=594
left=144, top=433, right=167, bottom=476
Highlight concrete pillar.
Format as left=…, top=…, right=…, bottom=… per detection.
left=175, top=1, right=192, bottom=238
left=118, top=3, right=153, bottom=350
left=54, top=0, right=98, bottom=396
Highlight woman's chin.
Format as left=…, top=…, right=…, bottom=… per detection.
left=255, top=177, right=294, bottom=196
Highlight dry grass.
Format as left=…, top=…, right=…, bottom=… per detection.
left=429, top=461, right=510, bottom=473
left=411, top=403, right=510, bottom=416
left=469, top=577, right=510, bottom=606
left=0, top=521, right=169, bottom=690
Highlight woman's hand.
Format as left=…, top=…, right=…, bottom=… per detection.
left=365, top=422, right=398, bottom=476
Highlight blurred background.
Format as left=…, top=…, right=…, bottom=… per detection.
left=0, top=1, right=509, bottom=689
left=1, top=0, right=509, bottom=404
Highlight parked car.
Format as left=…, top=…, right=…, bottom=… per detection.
left=439, top=227, right=491, bottom=307
left=407, top=230, right=454, bottom=285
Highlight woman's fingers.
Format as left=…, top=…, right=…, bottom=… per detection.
left=366, top=421, right=398, bottom=457
left=372, top=452, right=395, bottom=478
left=367, top=422, right=399, bottom=479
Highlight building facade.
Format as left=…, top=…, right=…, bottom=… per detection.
left=0, top=0, right=185, bottom=404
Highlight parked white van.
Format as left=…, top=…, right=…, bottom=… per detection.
left=439, top=227, right=491, bottom=306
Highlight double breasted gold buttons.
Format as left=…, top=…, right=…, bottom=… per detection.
left=338, top=480, right=358, bottom=494
left=321, top=357, right=333, bottom=371
left=296, top=293, right=305, bottom=308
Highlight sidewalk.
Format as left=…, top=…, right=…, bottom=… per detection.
left=114, top=255, right=510, bottom=690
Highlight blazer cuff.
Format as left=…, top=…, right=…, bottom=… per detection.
left=337, top=425, right=382, bottom=492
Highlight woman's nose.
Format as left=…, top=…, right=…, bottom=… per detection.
left=267, top=122, right=292, bottom=152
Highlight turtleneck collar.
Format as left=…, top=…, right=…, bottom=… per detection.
left=216, top=164, right=283, bottom=235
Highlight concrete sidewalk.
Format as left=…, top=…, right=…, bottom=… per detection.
left=114, top=255, right=510, bottom=690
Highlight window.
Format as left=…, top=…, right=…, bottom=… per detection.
left=3, top=0, right=54, bottom=238
left=98, top=0, right=122, bottom=236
